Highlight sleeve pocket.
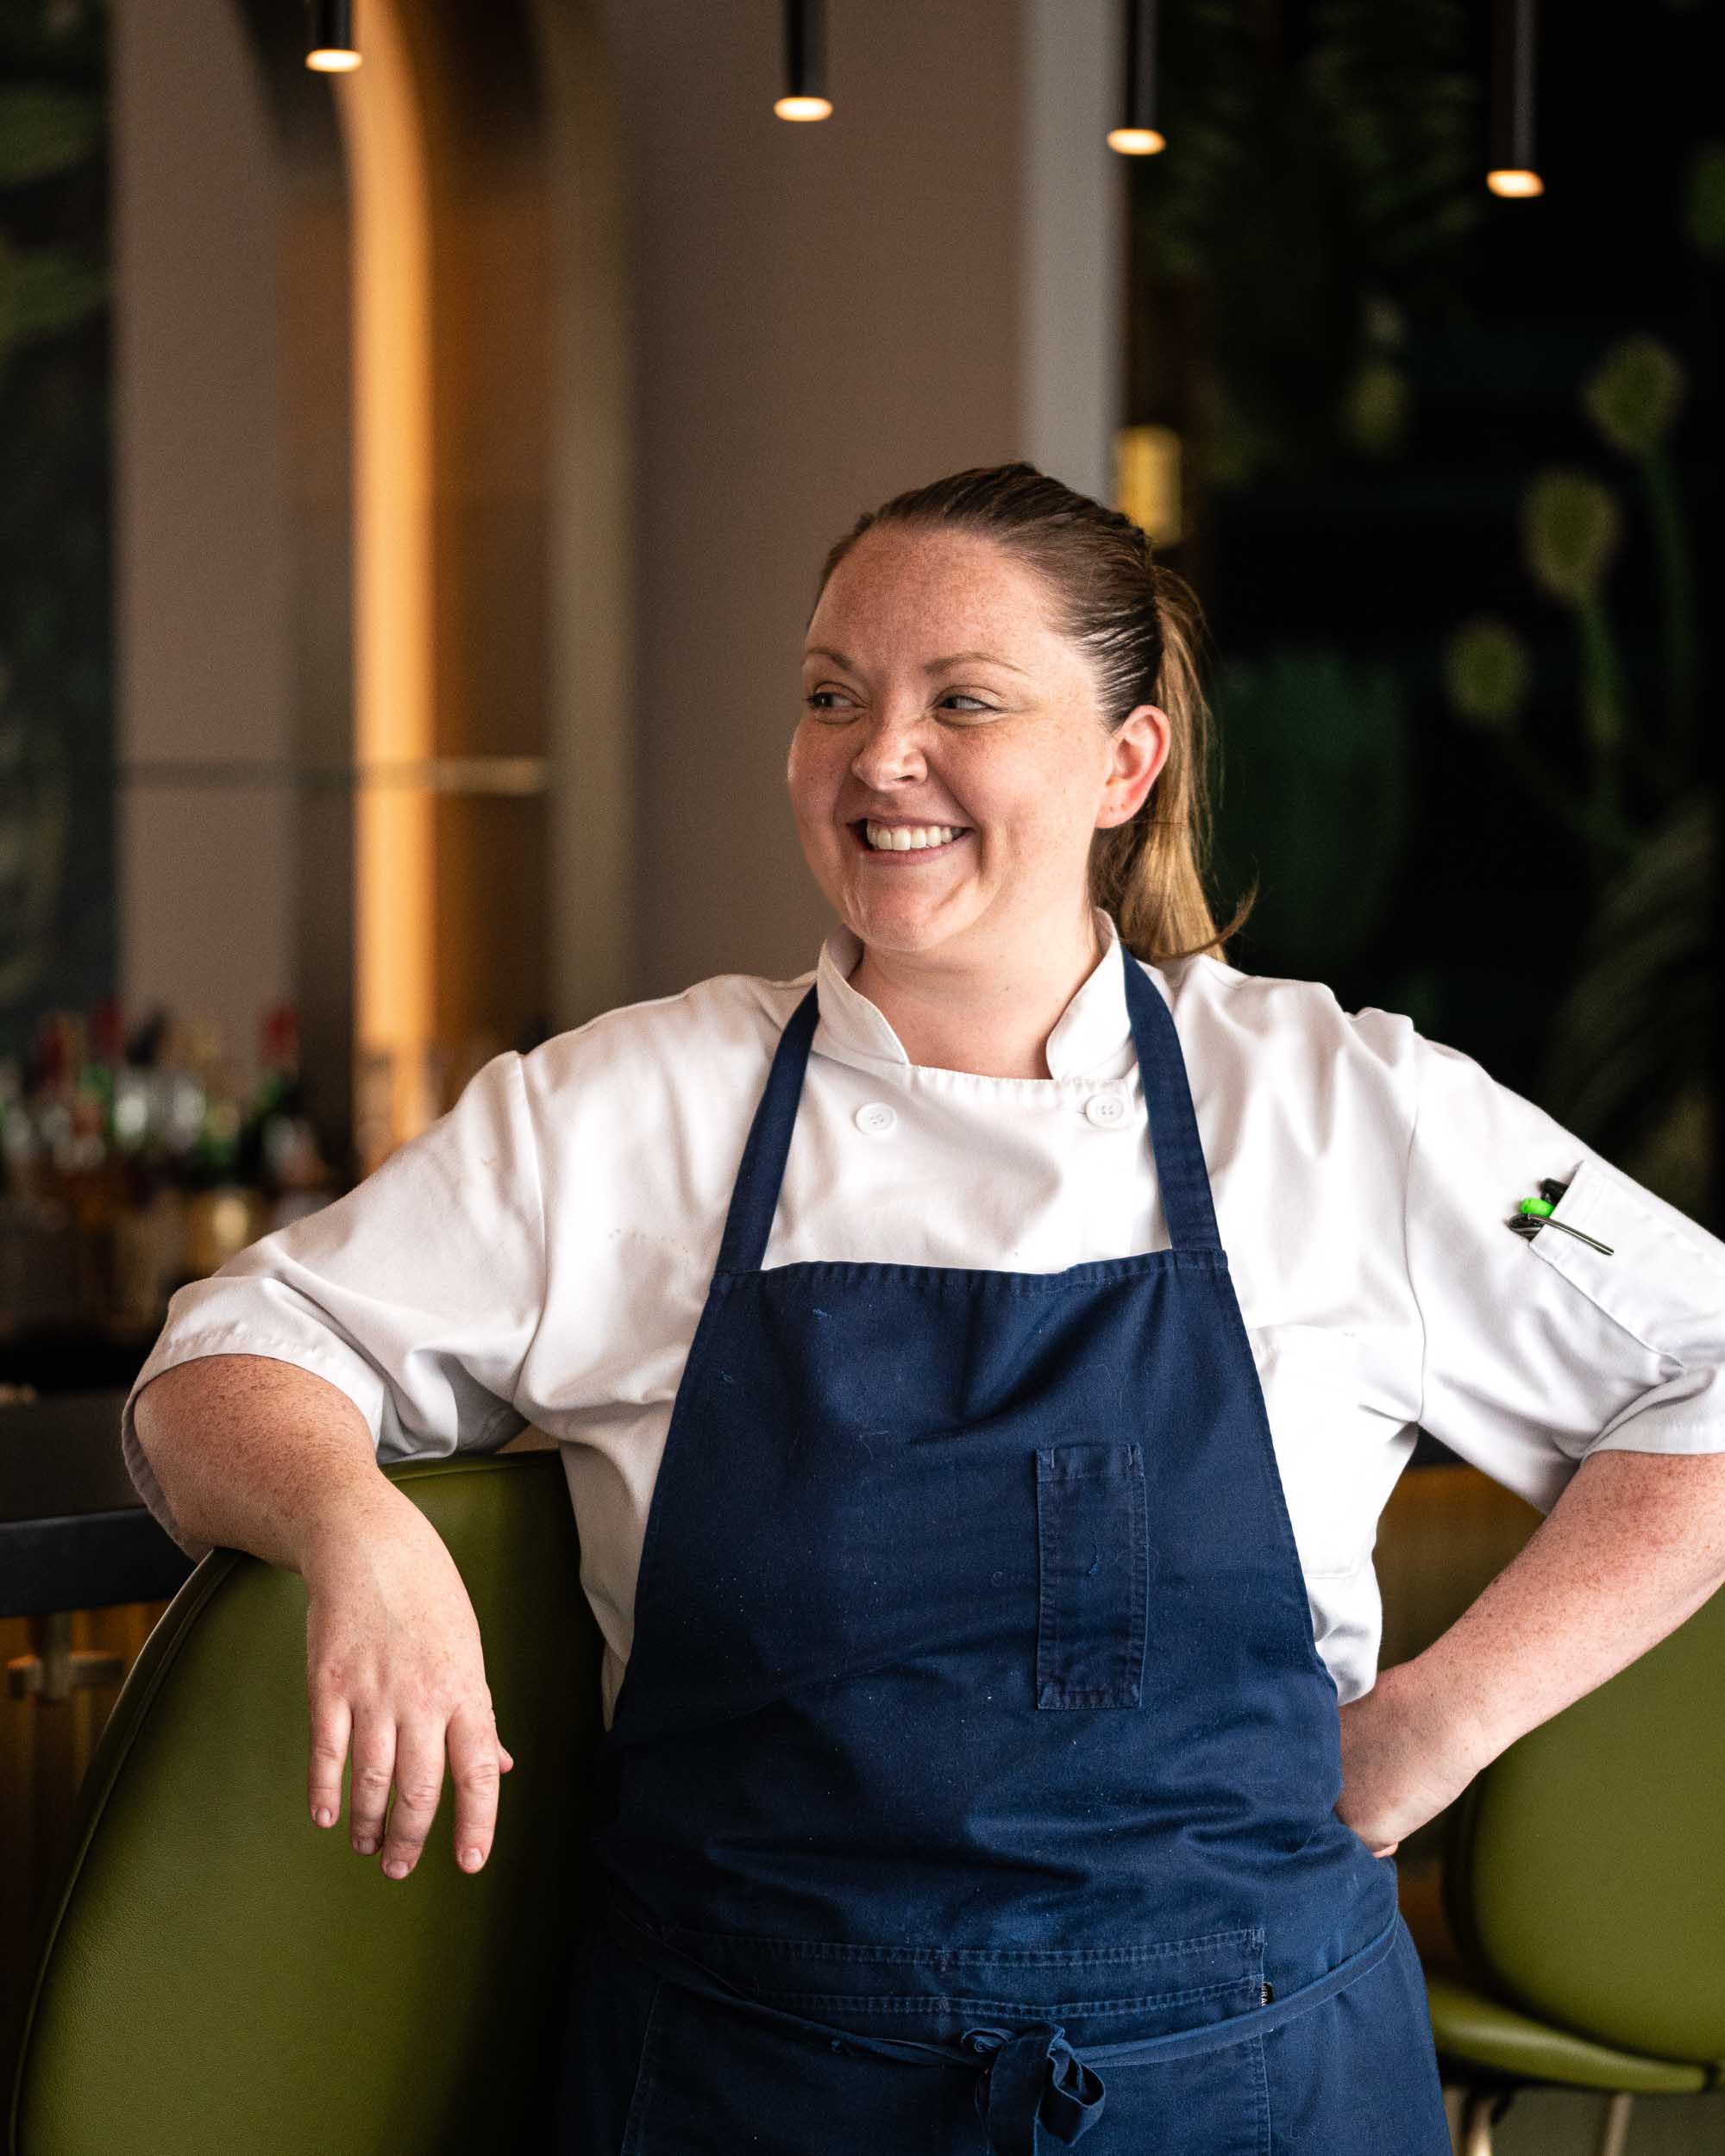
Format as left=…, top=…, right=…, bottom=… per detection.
left=1522, top=1152, right=1725, bottom=1362
left=1035, top=1441, right=1149, bottom=1709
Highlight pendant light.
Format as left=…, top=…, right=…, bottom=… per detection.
left=775, top=0, right=831, bottom=123
left=1486, top=0, right=1541, bottom=197
left=306, top=0, right=361, bottom=73
left=1107, top=0, right=1164, bottom=156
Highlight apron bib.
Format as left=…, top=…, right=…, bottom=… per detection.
left=554, top=940, right=1449, bottom=2153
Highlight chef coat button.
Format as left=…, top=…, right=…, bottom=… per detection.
left=1084, top=1087, right=1127, bottom=1128
left=855, top=1101, right=897, bottom=1136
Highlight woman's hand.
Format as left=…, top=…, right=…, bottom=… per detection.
left=1334, top=1658, right=1490, bottom=1858
left=302, top=1506, right=515, bottom=1881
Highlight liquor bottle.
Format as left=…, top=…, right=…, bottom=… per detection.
left=110, top=1004, right=188, bottom=1332
left=0, top=1053, right=44, bottom=1336
left=247, top=1002, right=336, bottom=1233
left=177, top=1017, right=267, bottom=1285
left=14, top=1014, right=80, bottom=1330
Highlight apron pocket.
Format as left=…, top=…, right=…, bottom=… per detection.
left=1034, top=1440, right=1149, bottom=1708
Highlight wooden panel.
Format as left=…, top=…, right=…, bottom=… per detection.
left=0, top=1600, right=173, bottom=2067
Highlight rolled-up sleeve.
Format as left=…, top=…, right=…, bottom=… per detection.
left=1402, top=1031, right=1725, bottom=1514
left=120, top=1050, right=546, bottom=1548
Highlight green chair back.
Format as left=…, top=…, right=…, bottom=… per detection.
left=9, top=1453, right=605, bottom=2156
left=1442, top=1579, right=1725, bottom=2070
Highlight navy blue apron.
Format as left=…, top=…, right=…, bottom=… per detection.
left=554, top=938, right=1451, bottom=2153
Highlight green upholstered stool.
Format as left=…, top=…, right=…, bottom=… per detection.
left=8, top=1452, right=605, bottom=2156
left=1429, top=1581, right=1725, bottom=2155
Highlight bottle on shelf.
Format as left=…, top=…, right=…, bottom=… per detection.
left=109, top=1006, right=190, bottom=1336
left=242, top=1002, right=335, bottom=1235
left=1, top=993, right=347, bottom=1352
left=173, top=1015, right=267, bottom=1289
left=0, top=1015, right=80, bottom=1337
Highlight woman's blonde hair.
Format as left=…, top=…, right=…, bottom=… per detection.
left=809, top=461, right=1257, bottom=967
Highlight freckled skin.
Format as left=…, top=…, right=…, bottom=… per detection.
left=787, top=526, right=1169, bottom=1081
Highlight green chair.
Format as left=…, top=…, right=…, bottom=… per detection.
left=7, top=1451, right=605, bottom=2156
left=1427, top=1581, right=1725, bottom=2154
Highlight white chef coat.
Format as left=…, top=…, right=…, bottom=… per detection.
left=122, top=906, right=1725, bottom=1727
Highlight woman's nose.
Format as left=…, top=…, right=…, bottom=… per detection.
left=849, top=711, right=929, bottom=779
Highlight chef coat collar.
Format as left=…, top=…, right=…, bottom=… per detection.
left=813, top=906, right=1137, bottom=1081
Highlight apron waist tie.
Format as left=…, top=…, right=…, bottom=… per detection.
left=602, top=1897, right=1403, bottom=2156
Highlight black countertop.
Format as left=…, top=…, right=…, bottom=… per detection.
left=0, top=1388, right=198, bottom=1619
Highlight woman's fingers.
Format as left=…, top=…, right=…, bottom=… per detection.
left=375, top=1717, right=450, bottom=1879
left=446, top=1703, right=507, bottom=1872
left=314, top=1696, right=512, bottom=1877
left=308, top=1692, right=353, bottom=1829
left=348, top=1707, right=398, bottom=1858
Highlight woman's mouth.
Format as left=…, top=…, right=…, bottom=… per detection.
left=849, top=819, right=973, bottom=862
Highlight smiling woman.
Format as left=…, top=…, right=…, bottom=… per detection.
left=786, top=465, right=1255, bottom=1081
left=123, top=460, right=1725, bottom=2156
left=546, top=461, right=1465, bottom=2156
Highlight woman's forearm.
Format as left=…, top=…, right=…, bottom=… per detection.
left=1340, top=1446, right=1725, bottom=1850
left=1402, top=1445, right=1725, bottom=1772
left=131, top=1354, right=419, bottom=1575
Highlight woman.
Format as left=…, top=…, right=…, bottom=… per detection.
left=129, top=464, right=1725, bottom=2153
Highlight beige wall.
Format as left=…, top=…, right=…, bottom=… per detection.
left=592, top=0, right=1123, bottom=1003
left=112, top=0, right=297, bottom=1089
left=114, top=0, right=1126, bottom=1083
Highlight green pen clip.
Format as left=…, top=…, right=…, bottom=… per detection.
left=1507, top=1182, right=1614, bottom=1256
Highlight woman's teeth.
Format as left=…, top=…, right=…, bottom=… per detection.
left=862, top=822, right=968, bottom=851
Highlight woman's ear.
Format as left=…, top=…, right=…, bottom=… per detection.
left=1100, top=705, right=1170, bottom=827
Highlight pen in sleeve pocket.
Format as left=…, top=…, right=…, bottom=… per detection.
left=1506, top=1177, right=1615, bottom=1256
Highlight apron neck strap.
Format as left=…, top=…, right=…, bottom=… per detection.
left=1120, top=938, right=1221, bottom=1252
left=714, top=936, right=1220, bottom=1277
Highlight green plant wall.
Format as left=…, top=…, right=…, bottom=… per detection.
left=0, top=0, right=112, bottom=1067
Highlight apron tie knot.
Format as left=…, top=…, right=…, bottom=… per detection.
left=962, top=2021, right=1107, bottom=2154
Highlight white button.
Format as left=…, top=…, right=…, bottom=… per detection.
left=855, top=1101, right=898, bottom=1136
left=1084, top=1087, right=1128, bottom=1128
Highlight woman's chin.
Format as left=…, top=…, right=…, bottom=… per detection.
left=839, top=888, right=982, bottom=954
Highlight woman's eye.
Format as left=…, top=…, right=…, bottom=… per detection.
left=800, top=692, right=995, bottom=716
